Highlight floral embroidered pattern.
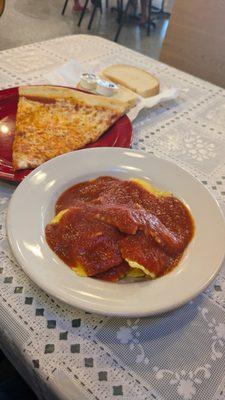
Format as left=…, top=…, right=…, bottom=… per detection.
left=159, top=133, right=182, bottom=152
left=183, top=135, right=216, bottom=162
left=117, top=320, right=149, bottom=364
left=205, top=104, right=225, bottom=125
left=115, top=306, right=225, bottom=400
left=199, top=307, right=225, bottom=361
left=156, top=131, right=217, bottom=164
left=117, top=326, right=136, bottom=344
left=153, top=365, right=211, bottom=400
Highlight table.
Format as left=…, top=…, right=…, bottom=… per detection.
left=0, top=34, right=225, bottom=400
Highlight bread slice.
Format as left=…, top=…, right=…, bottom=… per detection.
left=77, top=79, right=137, bottom=108
left=98, top=74, right=138, bottom=108
left=102, top=64, right=160, bottom=98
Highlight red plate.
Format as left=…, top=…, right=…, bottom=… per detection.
left=0, top=86, right=132, bottom=183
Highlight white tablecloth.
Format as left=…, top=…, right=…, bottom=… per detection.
left=0, top=35, right=225, bottom=400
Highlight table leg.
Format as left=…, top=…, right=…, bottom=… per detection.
left=61, top=0, right=69, bottom=15
left=77, top=0, right=89, bottom=26
left=147, top=0, right=152, bottom=35
left=88, top=0, right=100, bottom=30
left=114, top=0, right=131, bottom=42
left=100, top=0, right=103, bottom=15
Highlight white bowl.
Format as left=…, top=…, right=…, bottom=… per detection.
left=7, top=148, right=225, bottom=317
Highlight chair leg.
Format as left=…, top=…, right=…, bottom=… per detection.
left=118, top=0, right=123, bottom=22
left=106, top=0, right=109, bottom=9
left=78, top=0, right=89, bottom=26
left=115, top=0, right=120, bottom=21
left=114, top=0, right=131, bottom=42
left=62, top=0, right=69, bottom=15
left=88, top=1, right=99, bottom=30
left=99, top=0, right=103, bottom=14
left=0, top=0, right=5, bottom=17
left=160, top=0, right=165, bottom=12
left=147, top=0, right=152, bottom=36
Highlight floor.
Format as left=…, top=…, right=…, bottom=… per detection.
left=0, top=0, right=169, bottom=59
left=0, top=351, right=37, bottom=400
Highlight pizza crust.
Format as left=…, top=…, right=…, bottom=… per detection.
left=19, top=86, right=129, bottom=113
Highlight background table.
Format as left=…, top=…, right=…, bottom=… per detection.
left=0, top=35, right=225, bottom=400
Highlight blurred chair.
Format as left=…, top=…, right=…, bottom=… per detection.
left=61, top=0, right=104, bottom=31
left=62, top=0, right=69, bottom=15
left=78, top=0, right=103, bottom=30
left=160, top=0, right=225, bottom=88
left=146, top=0, right=171, bottom=35
left=114, top=0, right=167, bottom=42
left=0, top=0, right=5, bottom=16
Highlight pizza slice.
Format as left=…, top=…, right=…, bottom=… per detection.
left=13, top=85, right=128, bottom=170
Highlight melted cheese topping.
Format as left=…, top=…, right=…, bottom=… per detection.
left=126, top=268, right=145, bottom=278
left=126, top=260, right=155, bottom=278
left=130, top=178, right=171, bottom=197
left=13, top=97, right=121, bottom=170
left=72, top=264, right=87, bottom=277
left=51, top=209, right=68, bottom=224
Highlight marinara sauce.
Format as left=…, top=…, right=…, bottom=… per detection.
left=45, top=177, right=194, bottom=281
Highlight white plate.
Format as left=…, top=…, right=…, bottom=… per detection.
left=7, top=148, right=225, bottom=317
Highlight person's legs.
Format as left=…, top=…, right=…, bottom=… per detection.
left=140, top=0, right=147, bottom=24
left=73, top=0, right=89, bottom=12
left=130, top=0, right=138, bottom=16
